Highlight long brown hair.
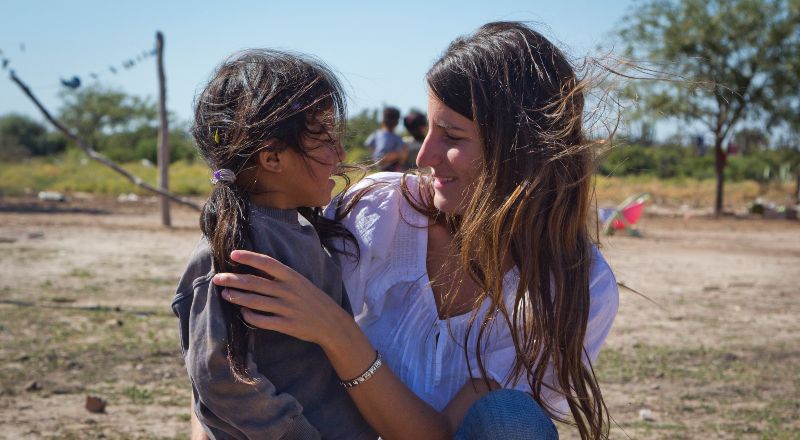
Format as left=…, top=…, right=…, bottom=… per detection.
left=193, top=49, right=357, bottom=383
left=418, top=22, right=608, bottom=438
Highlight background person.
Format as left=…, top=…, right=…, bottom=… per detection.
left=365, top=106, right=408, bottom=171
left=402, top=110, right=428, bottom=169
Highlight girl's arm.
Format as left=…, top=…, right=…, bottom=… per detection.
left=185, top=277, right=320, bottom=439
left=190, top=395, right=210, bottom=440
left=215, top=250, right=453, bottom=440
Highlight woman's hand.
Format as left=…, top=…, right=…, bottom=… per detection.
left=212, top=250, right=352, bottom=347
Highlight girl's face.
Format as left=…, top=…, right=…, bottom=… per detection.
left=282, top=129, right=345, bottom=208
left=416, top=92, right=483, bottom=215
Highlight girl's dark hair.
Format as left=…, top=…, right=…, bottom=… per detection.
left=193, top=49, right=357, bottom=383
left=415, top=21, right=608, bottom=439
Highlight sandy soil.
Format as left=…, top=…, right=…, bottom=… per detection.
left=0, top=196, right=797, bottom=439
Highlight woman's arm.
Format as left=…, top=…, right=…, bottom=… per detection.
left=215, top=250, right=452, bottom=440
left=442, top=378, right=500, bottom=429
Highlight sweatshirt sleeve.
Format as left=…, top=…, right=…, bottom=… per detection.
left=183, top=278, right=321, bottom=440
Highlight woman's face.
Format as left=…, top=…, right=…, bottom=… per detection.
left=416, top=92, right=483, bottom=215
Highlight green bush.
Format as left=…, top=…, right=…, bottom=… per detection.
left=0, top=114, right=67, bottom=160
left=599, top=143, right=799, bottom=182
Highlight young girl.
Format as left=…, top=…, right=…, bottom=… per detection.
left=171, top=49, right=376, bottom=440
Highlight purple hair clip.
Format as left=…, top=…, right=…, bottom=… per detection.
left=291, top=102, right=302, bottom=112
left=211, top=169, right=236, bottom=185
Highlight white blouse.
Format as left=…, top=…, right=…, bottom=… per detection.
left=326, top=172, right=619, bottom=415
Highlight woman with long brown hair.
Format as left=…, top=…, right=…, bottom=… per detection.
left=209, top=21, right=618, bottom=439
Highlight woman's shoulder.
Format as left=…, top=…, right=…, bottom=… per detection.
left=344, top=171, right=419, bottom=202
left=587, top=244, right=619, bottom=324
left=326, top=172, right=425, bottom=238
left=589, top=245, right=617, bottom=294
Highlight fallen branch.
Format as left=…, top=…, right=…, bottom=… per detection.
left=9, top=70, right=201, bottom=212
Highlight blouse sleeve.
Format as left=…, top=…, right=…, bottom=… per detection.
left=473, top=246, right=619, bottom=416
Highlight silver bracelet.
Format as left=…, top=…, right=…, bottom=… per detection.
left=341, top=351, right=383, bottom=388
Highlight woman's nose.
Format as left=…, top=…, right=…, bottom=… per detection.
left=415, top=133, right=437, bottom=168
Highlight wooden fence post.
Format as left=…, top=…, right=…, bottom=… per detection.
left=156, top=31, right=170, bottom=226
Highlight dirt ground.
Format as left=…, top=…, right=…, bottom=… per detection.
left=0, top=196, right=797, bottom=439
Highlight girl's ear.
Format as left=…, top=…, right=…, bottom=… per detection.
left=257, top=148, right=282, bottom=173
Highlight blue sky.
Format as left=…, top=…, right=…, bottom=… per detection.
left=2, top=0, right=634, bottom=125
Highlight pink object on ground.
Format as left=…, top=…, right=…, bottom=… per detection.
left=611, top=199, right=647, bottom=230
left=600, top=194, right=651, bottom=235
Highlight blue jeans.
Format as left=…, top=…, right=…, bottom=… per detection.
left=454, top=389, right=559, bottom=440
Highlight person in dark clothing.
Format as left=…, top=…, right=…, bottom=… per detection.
left=173, top=49, right=375, bottom=440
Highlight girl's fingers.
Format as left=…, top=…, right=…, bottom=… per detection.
left=229, top=250, right=294, bottom=281
left=241, top=307, right=289, bottom=332
left=212, top=273, right=290, bottom=297
left=222, top=289, right=292, bottom=315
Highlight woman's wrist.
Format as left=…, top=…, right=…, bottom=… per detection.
left=320, top=313, right=379, bottom=381
left=317, top=305, right=359, bottom=349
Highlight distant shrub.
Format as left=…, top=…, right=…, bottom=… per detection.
left=599, top=142, right=799, bottom=182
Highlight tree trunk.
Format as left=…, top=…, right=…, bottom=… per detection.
left=714, top=139, right=725, bottom=217
left=795, top=170, right=800, bottom=206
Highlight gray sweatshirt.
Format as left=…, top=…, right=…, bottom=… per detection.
left=172, top=204, right=376, bottom=440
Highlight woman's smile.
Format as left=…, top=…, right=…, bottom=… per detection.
left=432, top=175, right=457, bottom=188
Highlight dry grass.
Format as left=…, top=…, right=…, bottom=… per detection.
left=2, top=156, right=796, bottom=213
left=594, top=175, right=796, bottom=209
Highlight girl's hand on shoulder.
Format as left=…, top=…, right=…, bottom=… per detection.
left=213, top=250, right=352, bottom=346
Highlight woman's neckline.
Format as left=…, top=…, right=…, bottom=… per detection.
left=419, top=214, right=517, bottom=322
left=422, top=220, right=484, bottom=321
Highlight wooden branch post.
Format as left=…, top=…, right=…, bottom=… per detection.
left=9, top=71, right=201, bottom=211
left=156, top=31, right=171, bottom=226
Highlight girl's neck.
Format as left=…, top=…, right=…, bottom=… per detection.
left=248, top=192, right=299, bottom=210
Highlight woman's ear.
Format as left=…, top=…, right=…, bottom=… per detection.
left=257, top=148, right=282, bottom=173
